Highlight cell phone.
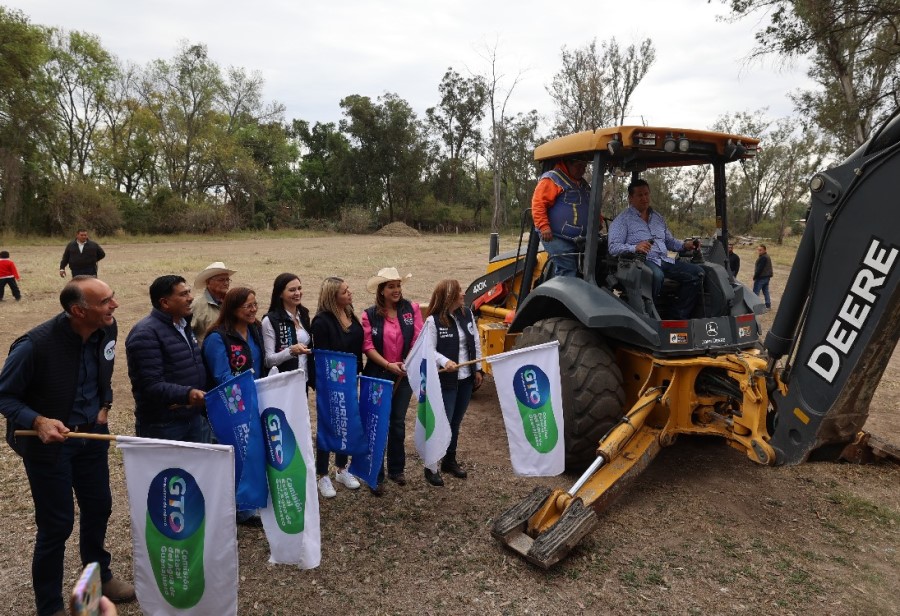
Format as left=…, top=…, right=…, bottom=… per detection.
left=70, top=562, right=101, bottom=616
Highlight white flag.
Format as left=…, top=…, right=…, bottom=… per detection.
left=117, top=436, right=238, bottom=616
left=487, top=341, right=565, bottom=476
left=256, top=370, right=321, bottom=568
left=405, top=320, right=451, bottom=470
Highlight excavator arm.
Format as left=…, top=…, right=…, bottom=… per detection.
left=765, top=110, right=900, bottom=464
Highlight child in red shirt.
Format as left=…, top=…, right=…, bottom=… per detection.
left=0, top=251, right=21, bottom=301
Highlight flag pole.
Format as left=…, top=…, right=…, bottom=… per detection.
left=437, top=357, right=484, bottom=373
left=14, top=430, right=118, bottom=442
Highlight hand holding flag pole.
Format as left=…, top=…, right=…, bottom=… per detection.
left=438, top=357, right=483, bottom=372
left=15, top=429, right=117, bottom=441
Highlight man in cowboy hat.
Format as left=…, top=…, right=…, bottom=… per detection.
left=192, top=262, right=236, bottom=345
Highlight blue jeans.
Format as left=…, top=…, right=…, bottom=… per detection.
left=23, top=424, right=113, bottom=616
left=441, top=375, right=475, bottom=458
left=646, top=259, right=705, bottom=319
left=541, top=235, right=581, bottom=278
left=135, top=413, right=212, bottom=443
left=753, top=277, right=771, bottom=308
left=379, top=377, right=413, bottom=481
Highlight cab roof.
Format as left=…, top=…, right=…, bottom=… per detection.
left=534, top=125, right=760, bottom=169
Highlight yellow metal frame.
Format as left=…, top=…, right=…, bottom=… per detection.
left=476, top=249, right=548, bottom=375
left=534, top=125, right=760, bottom=167
left=527, top=347, right=784, bottom=536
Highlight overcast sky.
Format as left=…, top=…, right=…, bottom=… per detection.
left=8, top=0, right=809, bottom=132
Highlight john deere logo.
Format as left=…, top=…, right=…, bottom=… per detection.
left=512, top=365, right=558, bottom=453
left=262, top=407, right=307, bottom=534
left=145, top=469, right=206, bottom=608
left=705, top=322, right=719, bottom=337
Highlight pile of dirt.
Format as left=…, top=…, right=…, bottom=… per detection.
left=374, top=221, right=420, bottom=236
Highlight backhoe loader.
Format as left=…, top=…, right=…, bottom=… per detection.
left=466, top=113, right=900, bottom=568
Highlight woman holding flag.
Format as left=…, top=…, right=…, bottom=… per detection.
left=202, top=287, right=265, bottom=382
left=423, top=279, right=483, bottom=487
left=361, top=267, right=423, bottom=495
left=202, top=286, right=266, bottom=526
left=262, top=273, right=313, bottom=379
left=310, top=277, right=363, bottom=498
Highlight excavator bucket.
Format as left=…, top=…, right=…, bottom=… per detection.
left=491, top=487, right=599, bottom=569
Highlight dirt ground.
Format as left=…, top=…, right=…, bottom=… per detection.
left=0, top=236, right=897, bottom=616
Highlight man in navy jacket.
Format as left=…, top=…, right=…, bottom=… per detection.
left=126, top=275, right=210, bottom=442
left=0, top=277, right=135, bottom=615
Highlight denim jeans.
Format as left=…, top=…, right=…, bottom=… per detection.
left=23, top=424, right=113, bottom=616
left=646, top=259, right=705, bottom=319
left=378, top=377, right=413, bottom=481
left=135, top=413, right=212, bottom=443
left=441, top=375, right=475, bottom=458
left=541, top=235, right=581, bottom=278
left=753, top=277, right=771, bottom=308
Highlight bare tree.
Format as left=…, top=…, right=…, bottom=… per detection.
left=548, top=37, right=656, bottom=134
left=477, top=40, right=527, bottom=232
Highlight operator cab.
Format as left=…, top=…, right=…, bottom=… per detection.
left=469, top=125, right=765, bottom=357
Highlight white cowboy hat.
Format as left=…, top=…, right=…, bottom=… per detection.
left=366, top=267, right=412, bottom=293
left=194, top=262, right=236, bottom=288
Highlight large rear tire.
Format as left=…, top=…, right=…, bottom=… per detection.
left=514, top=317, right=625, bottom=471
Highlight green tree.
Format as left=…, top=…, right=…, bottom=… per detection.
left=719, top=0, right=900, bottom=154
left=497, top=110, right=542, bottom=227
left=715, top=109, right=825, bottom=238
left=0, top=7, right=54, bottom=230
left=94, top=61, right=159, bottom=198
left=43, top=29, right=117, bottom=181
left=426, top=68, right=487, bottom=205
left=139, top=42, right=224, bottom=200
left=291, top=119, right=352, bottom=219
left=340, top=93, right=427, bottom=223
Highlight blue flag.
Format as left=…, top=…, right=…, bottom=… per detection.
left=349, top=376, right=394, bottom=489
left=204, top=371, right=268, bottom=510
left=313, top=349, right=367, bottom=456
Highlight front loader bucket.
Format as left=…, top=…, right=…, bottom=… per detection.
left=491, top=486, right=599, bottom=569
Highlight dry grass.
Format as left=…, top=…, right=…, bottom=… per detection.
left=0, top=233, right=897, bottom=615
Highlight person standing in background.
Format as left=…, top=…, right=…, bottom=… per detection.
left=728, top=244, right=741, bottom=277
left=753, top=244, right=773, bottom=310
left=192, top=261, right=236, bottom=345
left=59, top=229, right=105, bottom=278
left=0, top=250, right=22, bottom=301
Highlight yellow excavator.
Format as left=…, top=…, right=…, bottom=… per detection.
left=464, top=114, right=900, bottom=568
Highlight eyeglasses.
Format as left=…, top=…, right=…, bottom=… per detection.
left=241, top=302, right=258, bottom=310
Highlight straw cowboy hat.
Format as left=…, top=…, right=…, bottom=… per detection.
left=194, top=262, right=236, bottom=288
left=366, top=267, right=412, bottom=293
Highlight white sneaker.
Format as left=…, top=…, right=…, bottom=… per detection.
left=317, top=476, right=336, bottom=498
left=335, top=468, right=360, bottom=489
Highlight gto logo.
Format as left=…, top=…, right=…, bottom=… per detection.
left=705, top=322, right=719, bottom=337
left=521, top=369, right=542, bottom=405
left=167, top=475, right=188, bottom=533
left=266, top=413, right=284, bottom=466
